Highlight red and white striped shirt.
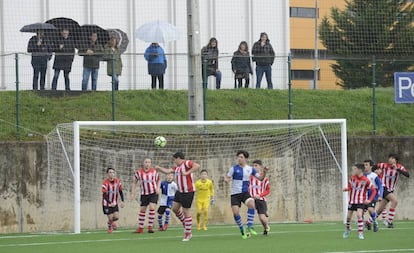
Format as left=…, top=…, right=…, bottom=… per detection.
left=347, top=175, right=376, bottom=204
left=102, top=178, right=123, bottom=207
left=134, top=168, right=160, bottom=195
left=174, top=160, right=195, bottom=193
left=249, top=175, right=270, bottom=201
left=377, top=163, right=408, bottom=192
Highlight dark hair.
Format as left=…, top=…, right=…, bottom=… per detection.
left=106, top=167, right=115, bottom=173
left=259, top=32, right=269, bottom=42
left=355, top=164, right=364, bottom=170
left=200, top=169, right=208, bottom=174
left=207, top=37, right=218, bottom=48
left=388, top=153, right=399, bottom=162
left=363, top=159, right=374, bottom=166
left=252, top=159, right=263, bottom=166
left=236, top=150, right=249, bottom=159
left=173, top=152, right=185, bottom=159
left=238, top=41, right=249, bottom=51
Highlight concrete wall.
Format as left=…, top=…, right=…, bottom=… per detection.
left=0, top=137, right=413, bottom=233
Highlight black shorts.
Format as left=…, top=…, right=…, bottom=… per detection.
left=382, top=188, right=394, bottom=201
left=365, top=200, right=377, bottom=210
left=255, top=199, right=268, bottom=216
left=140, top=193, right=158, bottom=206
left=231, top=192, right=252, bottom=207
left=174, top=191, right=195, bottom=209
left=103, top=205, right=119, bottom=215
left=157, top=205, right=170, bottom=214
left=348, top=204, right=365, bottom=211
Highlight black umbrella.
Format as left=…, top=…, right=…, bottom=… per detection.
left=107, top=28, right=129, bottom=54
left=20, top=22, right=57, bottom=33
left=45, top=17, right=80, bottom=32
left=77, top=24, right=110, bottom=47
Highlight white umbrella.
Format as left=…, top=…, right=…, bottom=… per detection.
left=136, top=21, right=180, bottom=43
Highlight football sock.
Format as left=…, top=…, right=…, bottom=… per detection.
left=247, top=208, right=255, bottom=228
left=165, top=209, right=171, bottom=225
left=371, top=212, right=377, bottom=224
left=184, top=216, right=192, bottom=234
left=388, top=208, right=396, bottom=223
left=148, top=209, right=155, bottom=228
left=234, top=214, right=244, bottom=231
left=203, top=210, right=208, bottom=227
left=382, top=209, right=387, bottom=220
left=346, top=219, right=351, bottom=231
left=157, top=214, right=163, bottom=228
left=357, top=218, right=363, bottom=233
left=138, top=210, right=146, bottom=229
left=107, top=221, right=112, bottom=229
left=176, top=210, right=185, bottom=225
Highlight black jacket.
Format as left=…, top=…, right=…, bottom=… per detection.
left=201, top=46, right=219, bottom=75
left=78, top=41, right=103, bottom=69
left=27, top=36, right=52, bottom=66
left=231, top=50, right=253, bottom=75
left=252, top=40, right=275, bottom=66
left=53, top=37, right=76, bottom=71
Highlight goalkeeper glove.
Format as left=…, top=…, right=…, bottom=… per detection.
left=210, top=197, right=215, bottom=205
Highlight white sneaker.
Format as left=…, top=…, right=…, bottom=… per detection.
left=182, top=233, right=192, bottom=242
left=382, top=220, right=388, bottom=226
left=358, top=233, right=364, bottom=240
left=343, top=230, right=350, bottom=239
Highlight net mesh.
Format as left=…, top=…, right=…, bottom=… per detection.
left=45, top=121, right=344, bottom=232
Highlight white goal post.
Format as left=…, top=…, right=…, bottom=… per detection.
left=47, top=119, right=348, bottom=234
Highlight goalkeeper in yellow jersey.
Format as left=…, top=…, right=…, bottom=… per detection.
left=195, top=169, right=214, bottom=231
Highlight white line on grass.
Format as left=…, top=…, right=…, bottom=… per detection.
left=324, top=249, right=414, bottom=253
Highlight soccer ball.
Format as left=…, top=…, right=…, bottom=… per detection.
left=154, top=136, right=167, bottom=148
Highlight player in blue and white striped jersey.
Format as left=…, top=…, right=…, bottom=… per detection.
left=224, top=150, right=268, bottom=239
left=363, top=159, right=384, bottom=232
left=157, top=172, right=178, bottom=231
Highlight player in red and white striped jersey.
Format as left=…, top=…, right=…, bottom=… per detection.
left=156, top=152, right=201, bottom=242
left=130, top=158, right=160, bottom=234
left=343, top=164, right=376, bottom=240
left=102, top=167, right=125, bottom=234
left=250, top=160, right=270, bottom=236
left=374, top=154, right=410, bottom=228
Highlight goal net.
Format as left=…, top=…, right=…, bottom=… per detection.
left=46, top=120, right=347, bottom=233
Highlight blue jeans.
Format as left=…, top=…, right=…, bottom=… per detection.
left=203, top=71, right=222, bottom=89
left=110, top=75, right=119, bottom=91
left=51, top=69, right=71, bottom=90
left=82, top=67, right=99, bottom=91
left=256, top=65, right=273, bottom=89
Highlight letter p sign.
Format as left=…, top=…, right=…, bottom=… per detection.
left=394, top=72, right=414, bottom=103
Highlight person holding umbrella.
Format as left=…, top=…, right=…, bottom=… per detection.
left=27, top=30, right=52, bottom=90
left=104, top=36, right=123, bottom=91
left=144, top=43, right=167, bottom=90
left=79, top=31, right=104, bottom=91
left=51, top=29, right=76, bottom=91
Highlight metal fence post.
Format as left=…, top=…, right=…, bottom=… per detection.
left=15, top=53, right=20, bottom=140
left=372, top=55, right=377, bottom=136
left=288, top=53, right=293, bottom=119
left=202, top=54, right=207, bottom=120
left=111, top=52, right=116, bottom=121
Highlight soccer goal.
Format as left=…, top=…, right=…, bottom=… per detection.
left=46, top=119, right=348, bottom=234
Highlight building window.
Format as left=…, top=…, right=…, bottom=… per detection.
left=291, top=49, right=328, bottom=59
left=290, top=7, right=318, bottom=18
left=291, top=70, right=320, bottom=80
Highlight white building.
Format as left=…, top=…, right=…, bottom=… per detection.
left=0, top=0, right=289, bottom=90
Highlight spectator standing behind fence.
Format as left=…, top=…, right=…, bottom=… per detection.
left=27, top=30, right=51, bottom=90
left=51, top=29, right=75, bottom=91
left=252, top=32, right=275, bottom=89
left=104, top=37, right=123, bottom=91
left=79, top=32, right=103, bottom=91
left=231, top=41, right=253, bottom=89
left=201, top=38, right=221, bottom=89
left=144, top=43, right=167, bottom=90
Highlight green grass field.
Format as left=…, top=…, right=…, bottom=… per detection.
left=1, top=222, right=413, bottom=253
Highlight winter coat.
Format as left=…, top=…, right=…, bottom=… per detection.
left=252, top=40, right=275, bottom=66
left=78, top=41, right=103, bottom=69
left=231, top=50, right=253, bottom=78
left=53, top=36, right=75, bottom=71
left=27, top=35, right=52, bottom=66
left=104, top=46, right=123, bottom=76
left=144, top=44, right=167, bottom=75
left=201, top=46, right=219, bottom=76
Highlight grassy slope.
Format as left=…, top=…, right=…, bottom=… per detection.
left=0, top=88, right=413, bottom=140
left=1, top=222, right=413, bottom=253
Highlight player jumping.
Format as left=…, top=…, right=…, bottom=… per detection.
left=130, top=158, right=160, bottom=234
left=195, top=169, right=215, bottom=231
left=374, top=154, right=410, bottom=228
left=363, top=159, right=383, bottom=232
left=102, top=167, right=125, bottom=234
left=156, top=152, right=201, bottom=242
left=157, top=172, right=178, bottom=231
left=224, top=150, right=268, bottom=239
left=250, top=160, right=271, bottom=236
left=343, top=164, right=376, bottom=240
